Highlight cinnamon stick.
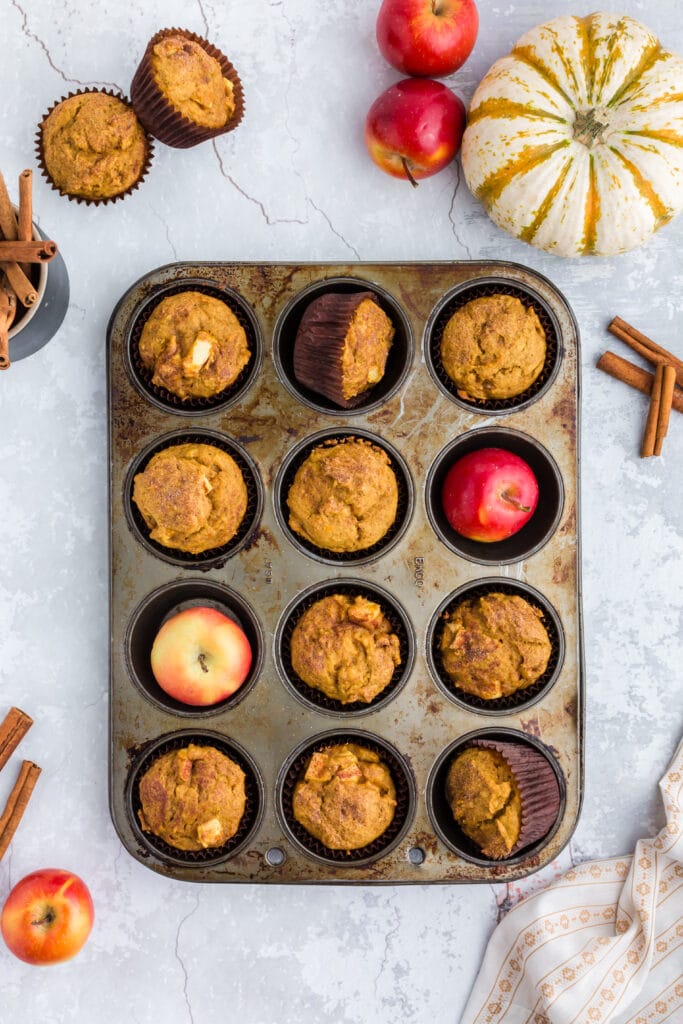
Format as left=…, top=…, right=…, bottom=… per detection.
left=654, top=365, right=676, bottom=456
left=0, top=760, right=41, bottom=860
left=0, top=171, right=17, bottom=241
left=597, top=351, right=683, bottom=415
left=641, top=364, right=663, bottom=457
left=0, top=240, right=56, bottom=263
left=0, top=280, right=16, bottom=370
left=0, top=262, right=37, bottom=307
left=608, top=316, right=683, bottom=389
left=17, top=169, right=32, bottom=277
left=0, top=706, right=33, bottom=771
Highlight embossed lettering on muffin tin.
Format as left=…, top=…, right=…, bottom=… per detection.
left=426, top=728, right=567, bottom=867
left=123, top=278, right=263, bottom=416
left=426, top=578, right=565, bottom=716
left=425, top=276, right=562, bottom=415
left=108, top=260, right=583, bottom=885
left=272, top=276, right=413, bottom=416
left=274, top=578, right=415, bottom=717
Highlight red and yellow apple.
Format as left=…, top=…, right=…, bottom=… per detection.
left=1, top=868, right=94, bottom=965
left=365, top=78, right=466, bottom=186
left=442, top=448, right=539, bottom=542
left=376, top=0, right=478, bottom=78
left=151, top=606, right=252, bottom=706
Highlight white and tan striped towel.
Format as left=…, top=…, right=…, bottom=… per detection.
left=461, top=737, right=683, bottom=1024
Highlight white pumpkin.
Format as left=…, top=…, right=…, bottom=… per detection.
left=461, top=13, right=683, bottom=257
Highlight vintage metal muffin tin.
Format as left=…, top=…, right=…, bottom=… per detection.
left=107, top=261, right=583, bottom=884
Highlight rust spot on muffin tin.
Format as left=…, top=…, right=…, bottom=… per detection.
left=108, top=260, right=583, bottom=885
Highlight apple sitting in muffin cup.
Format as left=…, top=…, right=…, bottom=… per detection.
left=442, top=448, right=539, bottom=542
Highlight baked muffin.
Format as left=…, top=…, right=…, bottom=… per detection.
left=130, top=28, right=244, bottom=148
left=132, top=442, right=247, bottom=554
left=292, top=743, right=396, bottom=850
left=440, top=294, right=546, bottom=400
left=138, top=291, right=250, bottom=400
left=39, top=91, right=150, bottom=202
left=287, top=439, right=399, bottom=553
left=439, top=593, right=551, bottom=699
left=445, top=739, right=562, bottom=860
left=137, top=743, right=246, bottom=851
left=290, top=594, right=401, bottom=704
left=293, top=291, right=394, bottom=408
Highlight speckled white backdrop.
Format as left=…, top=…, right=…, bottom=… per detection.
left=0, top=1, right=681, bottom=1021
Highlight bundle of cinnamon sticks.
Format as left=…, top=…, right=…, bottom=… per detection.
left=597, top=317, right=683, bottom=457
left=0, top=706, right=40, bottom=859
left=0, top=168, right=59, bottom=371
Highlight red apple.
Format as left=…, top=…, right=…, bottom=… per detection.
left=1, top=868, right=94, bottom=965
left=151, top=605, right=252, bottom=706
left=376, top=0, right=478, bottom=77
left=365, top=78, right=466, bottom=186
left=441, top=448, right=539, bottom=542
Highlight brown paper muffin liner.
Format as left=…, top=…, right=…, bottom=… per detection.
left=469, top=738, right=561, bottom=856
left=130, top=27, right=244, bottom=148
left=35, top=88, right=154, bottom=206
left=293, top=290, right=381, bottom=409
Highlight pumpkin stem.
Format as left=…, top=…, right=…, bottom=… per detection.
left=574, top=108, right=609, bottom=148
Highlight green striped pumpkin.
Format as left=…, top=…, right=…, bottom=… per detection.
left=461, top=13, right=683, bottom=257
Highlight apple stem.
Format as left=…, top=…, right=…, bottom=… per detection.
left=198, top=653, right=209, bottom=674
left=32, top=906, right=56, bottom=929
left=501, top=489, right=531, bottom=513
left=401, top=157, right=419, bottom=189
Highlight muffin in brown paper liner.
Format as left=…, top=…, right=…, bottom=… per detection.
left=130, top=28, right=244, bottom=148
left=293, top=291, right=395, bottom=409
left=36, top=89, right=153, bottom=205
left=447, top=738, right=561, bottom=860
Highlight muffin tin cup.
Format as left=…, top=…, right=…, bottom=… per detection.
left=426, top=728, right=566, bottom=868
left=130, top=27, right=245, bottom=149
left=274, top=428, right=414, bottom=567
left=124, top=278, right=263, bottom=415
left=126, top=729, right=264, bottom=867
left=272, top=277, right=413, bottom=416
left=425, top=276, right=562, bottom=415
left=425, top=426, right=564, bottom=565
left=276, top=730, right=416, bottom=867
left=426, top=578, right=565, bottom=715
left=125, top=578, right=264, bottom=717
left=36, top=88, right=154, bottom=205
left=123, top=427, right=264, bottom=569
left=274, top=579, right=415, bottom=718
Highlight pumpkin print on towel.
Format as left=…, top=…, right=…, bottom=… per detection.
left=461, top=13, right=683, bottom=257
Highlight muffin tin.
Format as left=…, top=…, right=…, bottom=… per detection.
left=108, top=260, right=583, bottom=884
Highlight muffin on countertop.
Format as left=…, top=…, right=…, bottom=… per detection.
left=290, top=594, right=401, bottom=704
left=137, top=743, right=246, bottom=851
left=439, top=592, right=551, bottom=700
left=293, top=743, right=396, bottom=850
left=39, top=91, right=150, bottom=202
left=293, top=291, right=394, bottom=408
left=440, top=294, right=546, bottom=400
left=446, top=746, right=521, bottom=859
left=138, top=291, right=250, bottom=400
left=132, top=442, right=247, bottom=554
left=287, top=439, right=398, bottom=553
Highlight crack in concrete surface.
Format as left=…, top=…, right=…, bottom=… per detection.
left=307, top=198, right=361, bottom=260
left=448, top=162, right=473, bottom=260
left=196, top=0, right=210, bottom=37
left=175, top=892, right=202, bottom=1024
left=213, top=143, right=308, bottom=227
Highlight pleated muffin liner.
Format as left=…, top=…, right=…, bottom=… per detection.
left=468, top=738, right=562, bottom=857
left=130, top=27, right=244, bottom=148
left=427, top=281, right=561, bottom=413
left=293, top=290, right=384, bottom=409
left=35, top=88, right=154, bottom=205
left=279, top=733, right=414, bottom=865
left=128, top=730, right=263, bottom=866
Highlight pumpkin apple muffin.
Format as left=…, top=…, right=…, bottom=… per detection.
left=137, top=743, right=246, bottom=851
left=293, top=291, right=394, bottom=408
left=439, top=593, right=551, bottom=700
left=286, top=439, right=398, bottom=553
left=132, top=442, right=247, bottom=554
left=39, top=91, right=150, bottom=201
left=440, top=294, right=546, bottom=400
left=292, top=743, right=396, bottom=850
left=290, top=594, right=401, bottom=704
left=446, top=746, right=522, bottom=859
left=149, top=35, right=235, bottom=129
left=138, top=291, right=250, bottom=400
